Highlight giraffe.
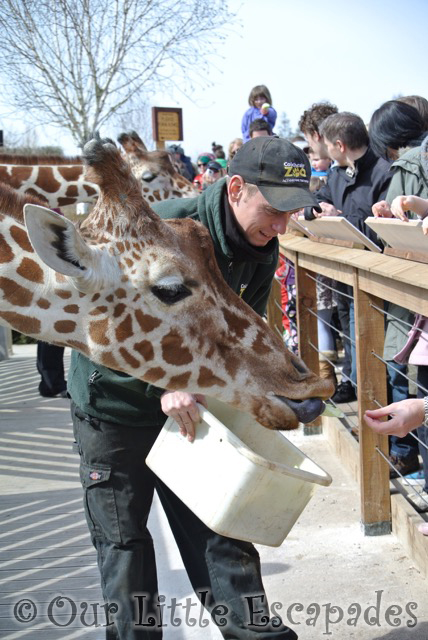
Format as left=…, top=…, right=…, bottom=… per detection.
left=0, top=136, right=196, bottom=209
left=117, top=131, right=198, bottom=203
left=0, top=135, right=333, bottom=430
left=0, top=154, right=99, bottom=208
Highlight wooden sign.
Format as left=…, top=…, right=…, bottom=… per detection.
left=152, top=107, right=183, bottom=143
left=365, top=217, right=428, bottom=252
left=293, top=216, right=381, bottom=253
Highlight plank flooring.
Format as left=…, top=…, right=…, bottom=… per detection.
left=0, top=347, right=105, bottom=639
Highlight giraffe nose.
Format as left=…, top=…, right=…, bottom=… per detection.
left=276, top=396, right=324, bottom=424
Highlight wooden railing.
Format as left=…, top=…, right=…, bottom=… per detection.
left=268, top=232, right=428, bottom=575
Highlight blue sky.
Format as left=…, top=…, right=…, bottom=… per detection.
left=2, top=0, right=427, bottom=160
left=169, top=0, right=428, bottom=160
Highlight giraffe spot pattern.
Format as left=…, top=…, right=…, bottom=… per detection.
left=37, top=298, right=51, bottom=309
left=114, top=288, right=127, bottom=299
left=89, top=306, right=108, bottom=316
left=84, top=184, right=98, bottom=196
left=197, top=366, right=226, bottom=388
left=54, top=320, right=77, bottom=333
left=55, top=273, right=67, bottom=283
left=252, top=329, right=273, bottom=355
left=64, top=304, right=79, bottom=314
left=58, top=198, right=78, bottom=207
left=135, top=309, right=161, bottom=333
left=0, top=277, right=33, bottom=307
left=101, top=351, right=120, bottom=369
left=65, top=185, right=79, bottom=198
left=89, top=318, right=110, bottom=345
left=113, top=303, right=126, bottom=318
left=134, top=340, right=154, bottom=361
left=222, top=307, right=250, bottom=340
left=58, top=166, right=84, bottom=182
left=67, top=340, right=90, bottom=355
left=10, top=226, right=34, bottom=252
left=168, top=371, right=191, bottom=389
left=161, top=329, right=193, bottom=366
left=91, top=293, right=101, bottom=302
left=35, top=167, right=61, bottom=193
left=115, top=314, right=133, bottom=342
left=55, top=289, right=72, bottom=299
left=144, top=367, right=166, bottom=383
left=17, top=257, right=44, bottom=284
left=119, top=347, right=140, bottom=368
left=0, top=311, right=40, bottom=335
left=0, top=234, right=14, bottom=263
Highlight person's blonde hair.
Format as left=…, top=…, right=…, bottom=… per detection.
left=228, top=137, right=243, bottom=160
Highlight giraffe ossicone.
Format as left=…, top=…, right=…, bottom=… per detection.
left=0, top=136, right=333, bottom=430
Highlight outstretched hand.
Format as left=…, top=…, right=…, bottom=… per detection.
left=363, top=398, right=424, bottom=438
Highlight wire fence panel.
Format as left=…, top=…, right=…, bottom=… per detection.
left=274, top=234, right=428, bottom=544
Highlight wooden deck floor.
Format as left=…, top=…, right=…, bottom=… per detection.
left=0, top=348, right=104, bottom=639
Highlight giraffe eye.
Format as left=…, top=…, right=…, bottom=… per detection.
left=141, top=171, right=156, bottom=182
left=151, top=284, right=191, bottom=305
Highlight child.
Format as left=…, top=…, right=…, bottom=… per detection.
left=193, top=154, right=213, bottom=191
left=309, top=151, right=332, bottom=177
left=241, top=84, right=277, bottom=142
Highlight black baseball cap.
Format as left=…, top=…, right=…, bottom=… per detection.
left=229, top=137, right=322, bottom=213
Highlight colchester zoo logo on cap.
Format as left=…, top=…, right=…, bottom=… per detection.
left=283, top=162, right=308, bottom=184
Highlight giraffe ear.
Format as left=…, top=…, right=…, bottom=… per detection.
left=24, top=204, right=91, bottom=277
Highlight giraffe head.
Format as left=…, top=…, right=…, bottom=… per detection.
left=0, top=135, right=333, bottom=429
left=118, top=131, right=197, bottom=202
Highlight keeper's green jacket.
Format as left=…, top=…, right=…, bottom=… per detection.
left=67, top=178, right=279, bottom=426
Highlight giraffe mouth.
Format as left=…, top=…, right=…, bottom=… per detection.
left=274, top=396, right=324, bottom=424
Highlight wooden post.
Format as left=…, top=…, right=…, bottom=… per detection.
left=295, top=258, right=321, bottom=434
left=353, top=270, right=391, bottom=535
left=267, top=277, right=283, bottom=339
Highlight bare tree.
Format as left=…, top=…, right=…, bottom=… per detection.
left=0, top=0, right=235, bottom=147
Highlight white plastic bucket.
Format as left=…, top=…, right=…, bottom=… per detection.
left=146, top=398, right=332, bottom=547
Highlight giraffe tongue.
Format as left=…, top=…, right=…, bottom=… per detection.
left=276, top=396, right=324, bottom=424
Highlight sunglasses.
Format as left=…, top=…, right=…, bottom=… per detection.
left=198, top=163, right=208, bottom=168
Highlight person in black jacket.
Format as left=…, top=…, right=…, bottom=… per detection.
left=304, top=112, right=392, bottom=403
